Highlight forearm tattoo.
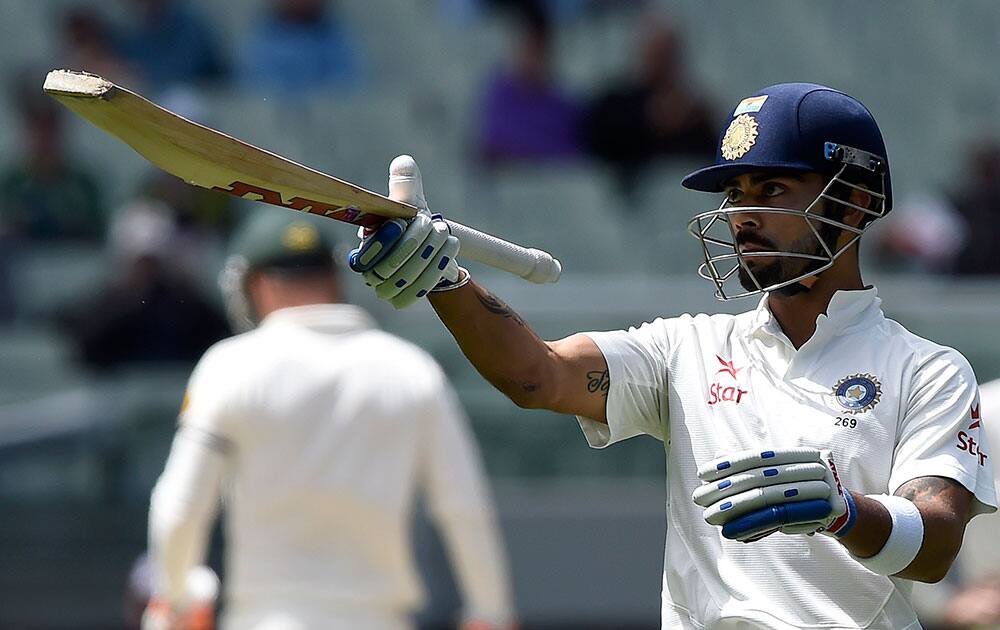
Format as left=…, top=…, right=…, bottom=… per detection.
left=476, top=291, right=527, bottom=327
left=896, top=476, right=972, bottom=525
left=586, top=369, right=610, bottom=398
left=896, top=476, right=960, bottom=505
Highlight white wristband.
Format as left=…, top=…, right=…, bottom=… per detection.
left=852, top=494, right=924, bottom=576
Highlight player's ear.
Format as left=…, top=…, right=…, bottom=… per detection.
left=844, top=188, right=872, bottom=228
left=245, top=271, right=270, bottom=312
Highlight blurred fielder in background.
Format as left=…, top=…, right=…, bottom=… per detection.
left=349, top=83, right=996, bottom=628
left=144, top=212, right=515, bottom=630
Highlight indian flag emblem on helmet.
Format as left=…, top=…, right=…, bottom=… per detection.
left=721, top=114, right=759, bottom=160
left=833, top=373, right=882, bottom=414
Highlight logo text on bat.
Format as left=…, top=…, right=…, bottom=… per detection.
left=213, top=181, right=364, bottom=222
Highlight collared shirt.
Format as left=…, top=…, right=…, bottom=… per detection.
left=150, top=304, right=513, bottom=627
left=577, top=287, right=997, bottom=630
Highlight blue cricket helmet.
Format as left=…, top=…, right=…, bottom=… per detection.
left=682, top=82, right=892, bottom=211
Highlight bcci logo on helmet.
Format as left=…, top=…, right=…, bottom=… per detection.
left=832, top=373, right=882, bottom=414
left=721, top=114, right=759, bottom=160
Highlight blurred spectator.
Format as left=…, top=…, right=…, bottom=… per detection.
left=57, top=203, right=229, bottom=371
left=477, top=3, right=583, bottom=163
left=237, top=0, right=366, bottom=95
left=115, top=0, right=227, bottom=91
left=60, top=6, right=136, bottom=85
left=873, top=192, right=967, bottom=273
left=139, top=170, right=237, bottom=280
left=940, top=578, right=1000, bottom=629
left=0, top=81, right=106, bottom=243
left=583, top=14, right=716, bottom=193
left=481, top=0, right=646, bottom=23
left=950, top=140, right=1000, bottom=275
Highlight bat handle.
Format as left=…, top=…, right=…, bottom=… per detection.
left=445, top=220, right=562, bottom=283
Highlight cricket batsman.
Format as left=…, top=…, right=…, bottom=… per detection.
left=350, top=83, right=997, bottom=628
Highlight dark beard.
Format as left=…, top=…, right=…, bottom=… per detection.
left=737, top=220, right=841, bottom=293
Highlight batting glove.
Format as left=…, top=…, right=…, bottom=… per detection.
left=348, top=155, right=468, bottom=309
left=692, top=447, right=857, bottom=543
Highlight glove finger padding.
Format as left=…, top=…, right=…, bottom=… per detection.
left=365, top=213, right=435, bottom=281
left=702, top=479, right=832, bottom=525
left=693, top=447, right=856, bottom=541
left=698, top=447, right=823, bottom=482
left=373, top=220, right=450, bottom=300
left=722, top=499, right=835, bottom=541
left=349, top=219, right=408, bottom=272
left=692, top=462, right=828, bottom=507
left=780, top=520, right=830, bottom=535
left=389, top=236, right=460, bottom=309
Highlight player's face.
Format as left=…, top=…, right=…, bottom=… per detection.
left=722, top=172, right=832, bottom=292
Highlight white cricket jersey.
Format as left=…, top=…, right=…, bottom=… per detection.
left=158, top=304, right=512, bottom=627
left=577, top=287, right=997, bottom=630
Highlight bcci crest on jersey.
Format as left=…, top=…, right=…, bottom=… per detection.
left=833, top=373, right=882, bottom=414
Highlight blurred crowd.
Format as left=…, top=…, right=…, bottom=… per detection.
left=3, top=1, right=998, bottom=368
left=2, top=1, right=997, bottom=336
left=0, top=0, right=722, bottom=373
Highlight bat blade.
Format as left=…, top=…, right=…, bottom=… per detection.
left=43, top=69, right=562, bottom=283
left=43, top=69, right=415, bottom=228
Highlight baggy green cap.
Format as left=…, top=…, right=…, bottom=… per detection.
left=229, top=210, right=336, bottom=271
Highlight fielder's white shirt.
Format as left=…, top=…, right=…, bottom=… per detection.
left=149, top=304, right=513, bottom=628
left=577, top=287, right=997, bottom=630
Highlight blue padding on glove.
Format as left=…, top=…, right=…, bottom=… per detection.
left=721, top=499, right=833, bottom=540
left=348, top=220, right=406, bottom=272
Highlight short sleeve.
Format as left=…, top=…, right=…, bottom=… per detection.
left=889, top=349, right=997, bottom=517
left=177, top=343, right=242, bottom=447
left=576, top=319, right=670, bottom=449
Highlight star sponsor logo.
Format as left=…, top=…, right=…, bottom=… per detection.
left=956, top=407, right=989, bottom=467
left=715, top=355, right=742, bottom=379
left=708, top=356, right=748, bottom=405
left=832, top=373, right=882, bottom=414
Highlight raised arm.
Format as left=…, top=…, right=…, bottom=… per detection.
left=429, top=278, right=608, bottom=421
left=349, top=155, right=609, bottom=422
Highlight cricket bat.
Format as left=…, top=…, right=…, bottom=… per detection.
left=42, top=69, right=561, bottom=284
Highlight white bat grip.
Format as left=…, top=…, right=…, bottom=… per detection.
left=445, top=220, right=562, bottom=283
